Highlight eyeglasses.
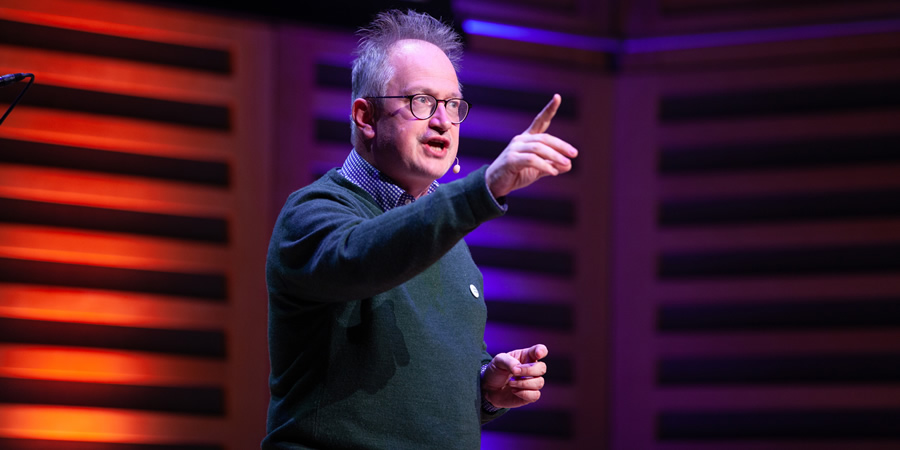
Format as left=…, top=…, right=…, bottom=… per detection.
left=367, top=94, right=470, bottom=124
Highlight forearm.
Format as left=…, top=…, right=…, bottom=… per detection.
left=270, top=166, right=504, bottom=302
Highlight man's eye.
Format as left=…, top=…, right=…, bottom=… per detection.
left=413, top=95, right=432, bottom=104
left=447, top=100, right=460, bottom=109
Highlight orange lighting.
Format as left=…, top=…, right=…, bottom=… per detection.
left=0, top=284, right=226, bottom=329
left=0, top=225, right=229, bottom=274
left=0, top=345, right=225, bottom=386
left=0, top=405, right=223, bottom=443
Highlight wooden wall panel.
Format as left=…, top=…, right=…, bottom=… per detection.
left=609, top=14, right=900, bottom=450
left=5, top=0, right=896, bottom=448
left=0, top=0, right=270, bottom=448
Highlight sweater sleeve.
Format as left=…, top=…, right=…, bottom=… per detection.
left=268, top=165, right=505, bottom=304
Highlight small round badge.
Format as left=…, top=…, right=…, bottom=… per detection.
left=469, top=284, right=480, bottom=298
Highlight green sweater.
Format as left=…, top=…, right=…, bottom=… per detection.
left=264, top=166, right=507, bottom=449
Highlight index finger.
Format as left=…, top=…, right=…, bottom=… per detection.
left=526, top=94, right=561, bottom=135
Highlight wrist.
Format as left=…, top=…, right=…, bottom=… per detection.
left=480, top=364, right=503, bottom=413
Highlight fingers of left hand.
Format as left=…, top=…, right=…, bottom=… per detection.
left=509, top=375, right=545, bottom=391
left=512, top=384, right=544, bottom=403
left=512, top=361, right=546, bottom=377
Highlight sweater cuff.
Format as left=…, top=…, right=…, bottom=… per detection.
left=462, top=165, right=506, bottom=223
left=480, top=363, right=503, bottom=413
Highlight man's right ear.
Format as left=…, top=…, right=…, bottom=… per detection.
left=352, top=98, right=376, bottom=139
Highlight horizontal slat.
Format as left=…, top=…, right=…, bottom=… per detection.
left=660, top=80, right=900, bottom=122
left=0, top=317, right=225, bottom=357
left=0, top=109, right=235, bottom=159
left=482, top=432, right=574, bottom=450
left=471, top=245, right=575, bottom=277
left=659, top=353, right=900, bottom=385
left=0, top=225, right=228, bottom=274
left=657, top=385, right=900, bottom=410
left=659, top=110, right=900, bottom=149
left=0, top=344, right=224, bottom=386
left=0, top=198, right=228, bottom=243
left=525, top=384, right=575, bottom=411
left=484, top=323, right=575, bottom=365
left=487, top=299, right=574, bottom=331
left=0, top=258, right=226, bottom=300
left=467, top=218, right=575, bottom=251
left=657, top=440, right=900, bottom=450
left=660, top=134, right=900, bottom=174
left=656, top=274, right=900, bottom=305
left=660, top=189, right=900, bottom=226
left=659, top=244, right=900, bottom=279
left=481, top=267, right=575, bottom=304
left=0, top=137, right=230, bottom=186
left=0, top=283, right=226, bottom=329
left=0, top=404, right=226, bottom=443
left=0, top=164, right=230, bottom=217
left=0, top=438, right=222, bottom=450
left=661, top=0, right=900, bottom=14
left=660, top=165, right=900, bottom=200
left=658, top=408, right=900, bottom=440
left=658, top=219, right=900, bottom=252
left=658, top=297, right=900, bottom=332
left=0, top=2, right=238, bottom=50
left=664, top=247, right=900, bottom=281
left=659, top=58, right=900, bottom=96
left=482, top=408, right=574, bottom=439
left=657, top=330, right=900, bottom=357
left=0, top=378, right=223, bottom=415
left=0, top=45, right=234, bottom=103
left=0, top=83, right=230, bottom=130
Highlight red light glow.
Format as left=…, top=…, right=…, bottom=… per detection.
left=0, top=345, right=224, bottom=386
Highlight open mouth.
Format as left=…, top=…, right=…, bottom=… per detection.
left=425, top=137, right=450, bottom=154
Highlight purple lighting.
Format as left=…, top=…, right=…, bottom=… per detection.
left=463, top=18, right=900, bottom=55
left=462, top=19, right=621, bottom=52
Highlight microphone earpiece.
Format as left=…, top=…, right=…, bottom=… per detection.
left=453, top=158, right=460, bottom=174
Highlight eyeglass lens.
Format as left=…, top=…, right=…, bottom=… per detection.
left=410, top=94, right=468, bottom=123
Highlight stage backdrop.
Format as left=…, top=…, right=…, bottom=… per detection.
left=2, top=0, right=900, bottom=449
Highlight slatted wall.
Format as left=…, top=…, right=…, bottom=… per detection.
left=7, top=0, right=897, bottom=449
left=611, top=1, right=900, bottom=449
left=274, top=25, right=612, bottom=449
left=0, top=0, right=271, bottom=448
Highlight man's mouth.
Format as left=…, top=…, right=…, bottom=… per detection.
left=425, top=137, right=450, bottom=153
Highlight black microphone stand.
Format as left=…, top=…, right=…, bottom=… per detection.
left=0, top=73, right=36, bottom=126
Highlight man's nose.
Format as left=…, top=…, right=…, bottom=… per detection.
left=429, top=102, right=453, bottom=129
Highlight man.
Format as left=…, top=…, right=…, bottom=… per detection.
left=264, top=9, right=578, bottom=449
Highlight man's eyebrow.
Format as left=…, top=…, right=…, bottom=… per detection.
left=406, top=86, right=463, bottom=98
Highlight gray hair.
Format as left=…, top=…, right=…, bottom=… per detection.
left=350, top=9, right=463, bottom=146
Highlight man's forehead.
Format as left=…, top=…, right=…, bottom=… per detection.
left=386, top=40, right=460, bottom=95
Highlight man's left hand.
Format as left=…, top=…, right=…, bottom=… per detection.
left=482, top=344, right=548, bottom=409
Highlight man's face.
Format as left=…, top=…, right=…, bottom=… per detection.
left=370, top=39, right=461, bottom=197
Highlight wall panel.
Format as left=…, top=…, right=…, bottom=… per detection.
left=0, top=0, right=270, bottom=448
left=610, top=12, right=900, bottom=450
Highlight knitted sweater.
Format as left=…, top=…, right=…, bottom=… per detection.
left=263, top=166, right=507, bottom=449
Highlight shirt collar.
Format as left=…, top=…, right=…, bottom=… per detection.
left=339, top=150, right=438, bottom=212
